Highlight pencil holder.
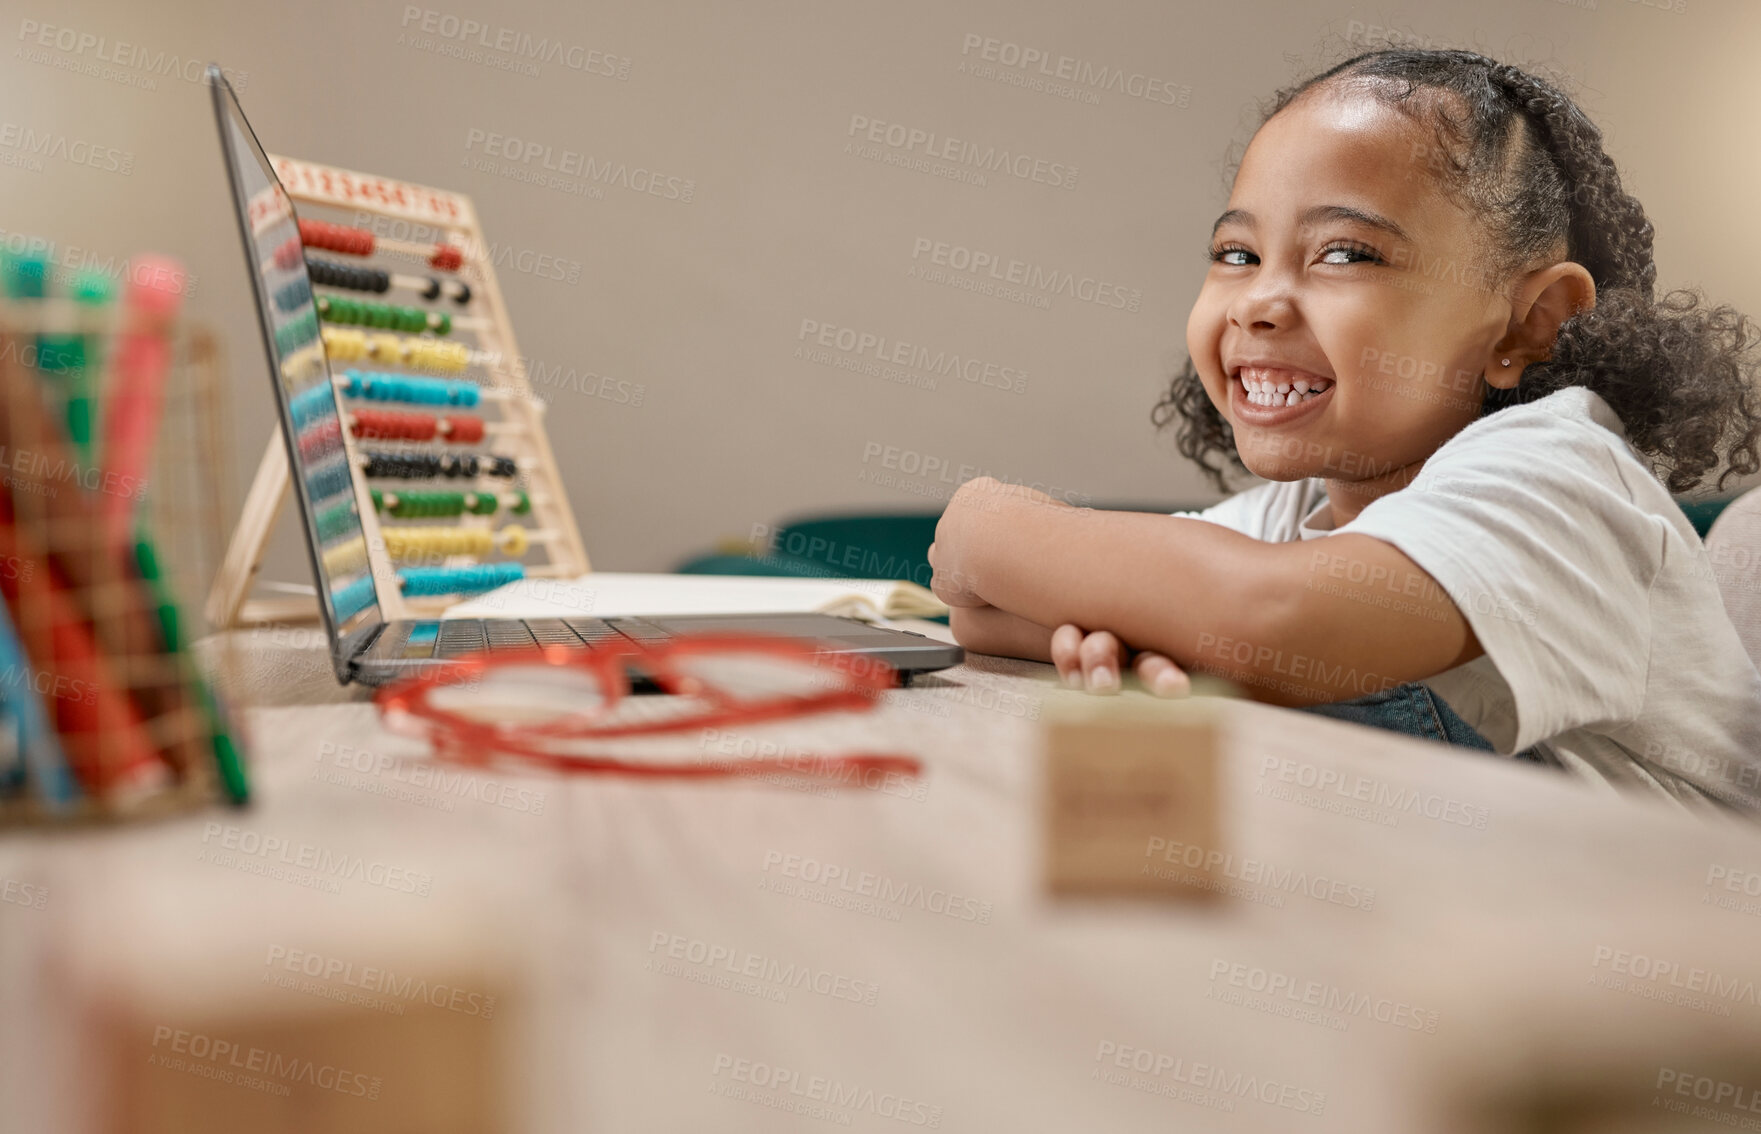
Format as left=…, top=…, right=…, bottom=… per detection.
left=0, top=287, right=249, bottom=824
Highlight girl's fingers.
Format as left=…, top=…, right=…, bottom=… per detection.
left=1050, top=624, right=1086, bottom=688
left=1077, top=630, right=1124, bottom=694
left=1134, top=652, right=1192, bottom=698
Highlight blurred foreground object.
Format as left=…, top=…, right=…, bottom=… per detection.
left=0, top=255, right=246, bottom=822
left=57, top=873, right=518, bottom=1134
left=1042, top=691, right=1223, bottom=898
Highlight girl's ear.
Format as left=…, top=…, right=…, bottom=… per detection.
left=1486, top=262, right=1598, bottom=388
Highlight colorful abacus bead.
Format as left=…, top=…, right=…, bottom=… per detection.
left=365, top=333, right=405, bottom=364
left=299, top=218, right=375, bottom=257
left=305, top=456, right=354, bottom=501
left=379, top=524, right=530, bottom=563
left=398, top=563, right=524, bottom=598
left=362, top=451, right=441, bottom=479
left=289, top=382, right=337, bottom=431
left=497, top=525, right=530, bottom=556
left=420, top=277, right=472, bottom=305
left=335, top=329, right=470, bottom=372
left=314, top=500, right=357, bottom=542
left=359, top=450, right=520, bottom=479
left=279, top=343, right=327, bottom=387
left=341, top=369, right=480, bottom=407
left=351, top=409, right=438, bottom=442
left=439, top=414, right=485, bottom=444
left=297, top=417, right=343, bottom=463
left=430, top=245, right=464, bottom=272
left=322, top=535, right=368, bottom=575
left=317, top=295, right=453, bottom=335
left=273, top=237, right=303, bottom=271
left=306, top=256, right=391, bottom=294
left=275, top=310, right=320, bottom=355
left=371, top=489, right=495, bottom=519
left=332, top=574, right=377, bottom=621
left=274, top=277, right=312, bottom=312
left=321, top=326, right=368, bottom=361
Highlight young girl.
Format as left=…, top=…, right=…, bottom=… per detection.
left=927, top=48, right=1761, bottom=815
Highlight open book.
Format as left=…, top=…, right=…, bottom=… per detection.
left=442, top=572, right=948, bottom=623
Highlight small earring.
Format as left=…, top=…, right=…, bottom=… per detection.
left=1500, top=358, right=1512, bottom=367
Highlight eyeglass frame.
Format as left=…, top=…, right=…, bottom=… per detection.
left=374, top=633, right=920, bottom=782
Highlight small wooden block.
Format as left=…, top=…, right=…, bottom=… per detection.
left=53, top=882, right=518, bottom=1134
left=1042, top=692, right=1223, bottom=898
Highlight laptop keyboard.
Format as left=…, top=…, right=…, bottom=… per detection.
left=432, top=617, right=672, bottom=658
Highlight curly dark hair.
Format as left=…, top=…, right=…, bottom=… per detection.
left=1153, top=47, right=1761, bottom=496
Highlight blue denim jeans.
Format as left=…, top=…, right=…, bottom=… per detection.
left=1300, top=682, right=1550, bottom=764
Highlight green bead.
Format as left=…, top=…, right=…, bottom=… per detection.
left=433, top=313, right=452, bottom=336
left=315, top=501, right=355, bottom=541
left=513, top=491, right=531, bottom=515
left=72, top=269, right=114, bottom=304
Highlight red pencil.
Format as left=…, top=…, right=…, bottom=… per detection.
left=0, top=502, right=165, bottom=799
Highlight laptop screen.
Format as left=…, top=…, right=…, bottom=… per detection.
left=208, top=67, right=383, bottom=651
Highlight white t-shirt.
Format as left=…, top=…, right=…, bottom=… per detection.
left=1176, top=386, right=1761, bottom=815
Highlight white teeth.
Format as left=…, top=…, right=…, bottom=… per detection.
left=1235, top=368, right=1332, bottom=408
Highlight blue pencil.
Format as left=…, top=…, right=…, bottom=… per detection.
left=0, top=598, right=80, bottom=810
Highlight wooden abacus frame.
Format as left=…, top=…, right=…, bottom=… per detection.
left=208, top=155, right=590, bottom=628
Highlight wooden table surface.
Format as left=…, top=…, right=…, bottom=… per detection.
left=5, top=620, right=1761, bottom=1133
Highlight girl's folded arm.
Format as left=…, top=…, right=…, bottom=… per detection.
left=945, top=604, right=1056, bottom=663
left=946, top=492, right=1481, bottom=705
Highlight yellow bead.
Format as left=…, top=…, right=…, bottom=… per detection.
left=498, top=525, right=529, bottom=557
left=322, top=535, right=367, bottom=575
left=380, top=524, right=497, bottom=563
left=366, top=334, right=404, bottom=363
left=321, top=327, right=367, bottom=361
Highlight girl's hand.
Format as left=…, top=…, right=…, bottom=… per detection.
left=1050, top=624, right=1191, bottom=698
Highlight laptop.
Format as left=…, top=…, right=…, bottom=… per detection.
left=207, top=66, right=962, bottom=687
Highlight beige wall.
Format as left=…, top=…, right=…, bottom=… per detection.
left=4, top=0, right=1757, bottom=593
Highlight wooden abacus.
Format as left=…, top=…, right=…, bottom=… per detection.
left=208, top=155, right=590, bottom=628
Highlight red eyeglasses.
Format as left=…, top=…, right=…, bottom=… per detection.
left=375, top=634, right=922, bottom=784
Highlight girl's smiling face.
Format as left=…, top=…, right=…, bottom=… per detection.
left=1186, top=84, right=1531, bottom=513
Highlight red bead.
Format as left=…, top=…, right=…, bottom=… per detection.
left=351, top=409, right=437, bottom=442
left=430, top=245, right=463, bottom=272
left=299, top=218, right=376, bottom=258
left=441, top=414, right=485, bottom=444
left=273, top=237, right=302, bottom=270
